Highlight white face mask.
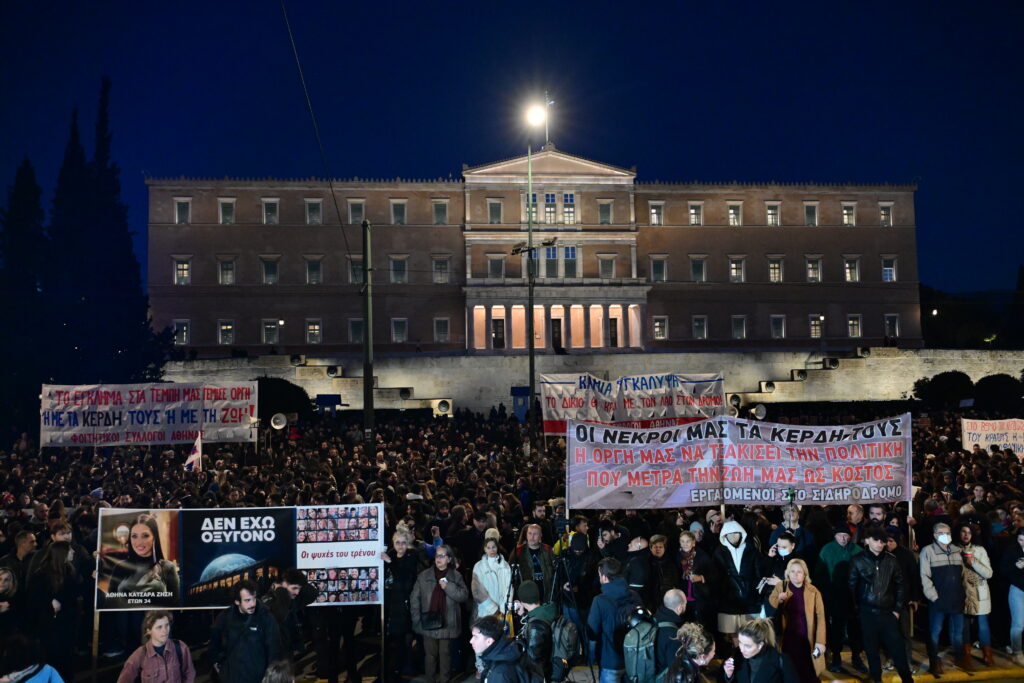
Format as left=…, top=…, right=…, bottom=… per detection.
left=936, top=533, right=952, bottom=546
left=777, top=547, right=791, bottom=557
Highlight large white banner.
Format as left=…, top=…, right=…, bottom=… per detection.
left=540, top=372, right=725, bottom=435
left=961, top=418, right=1024, bottom=457
left=567, top=414, right=913, bottom=509
left=41, top=382, right=258, bottom=446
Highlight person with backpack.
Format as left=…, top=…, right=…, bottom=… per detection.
left=116, top=610, right=196, bottom=683
left=654, top=589, right=688, bottom=679
left=514, top=580, right=554, bottom=680
left=720, top=618, right=797, bottom=683
left=587, top=557, right=643, bottom=683
left=471, top=615, right=544, bottom=683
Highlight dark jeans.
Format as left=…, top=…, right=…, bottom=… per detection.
left=310, top=606, right=361, bottom=683
left=860, top=610, right=913, bottom=683
left=827, top=600, right=862, bottom=659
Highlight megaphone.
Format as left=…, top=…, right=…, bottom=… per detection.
left=270, top=413, right=288, bottom=430
left=748, top=404, right=767, bottom=420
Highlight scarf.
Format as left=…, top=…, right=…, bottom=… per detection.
left=429, top=566, right=449, bottom=615
left=679, top=551, right=695, bottom=601
left=962, top=544, right=983, bottom=614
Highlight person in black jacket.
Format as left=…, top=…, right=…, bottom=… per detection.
left=648, top=535, right=680, bottom=611
left=847, top=529, right=913, bottom=683
left=383, top=529, right=421, bottom=681
left=471, top=615, right=541, bottom=682
left=885, top=529, right=921, bottom=670
left=262, top=569, right=317, bottom=660
left=667, top=622, right=716, bottom=683
left=712, top=521, right=766, bottom=646
left=677, top=531, right=715, bottom=636
left=587, top=557, right=643, bottom=678
left=720, top=618, right=797, bottom=683
left=209, top=580, right=282, bottom=683
left=654, top=589, right=687, bottom=677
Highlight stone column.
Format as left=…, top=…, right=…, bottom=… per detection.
left=583, top=305, right=592, bottom=349
left=467, top=303, right=475, bottom=352
left=564, top=307, right=573, bottom=350
left=630, top=244, right=638, bottom=279
left=484, top=305, right=493, bottom=350
left=544, top=305, right=553, bottom=351
left=636, top=304, right=647, bottom=349
left=621, top=305, right=630, bottom=349
left=601, top=305, right=611, bottom=348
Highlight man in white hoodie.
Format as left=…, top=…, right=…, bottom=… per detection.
left=711, top=520, right=768, bottom=644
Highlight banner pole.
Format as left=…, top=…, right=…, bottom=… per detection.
left=91, top=610, right=100, bottom=683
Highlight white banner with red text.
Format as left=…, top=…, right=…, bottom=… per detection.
left=567, top=414, right=912, bottom=509
left=40, top=382, right=258, bottom=446
left=961, top=418, right=1024, bottom=458
left=540, top=372, right=725, bottom=435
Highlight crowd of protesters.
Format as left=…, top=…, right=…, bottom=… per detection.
left=1, top=401, right=1024, bottom=682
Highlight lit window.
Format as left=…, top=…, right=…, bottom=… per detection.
left=649, top=202, right=664, bottom=226
left=433, top=201, right=448, bottom=225
left=544, top=246, right=558, bottom=278
left=544, top=193, right=557, bottom=223
left=879, top=204, right=893, bottom=227
left=391, top=318, right=408, bottom=343
left=262, top=320, right=280, bottom=345
left=653, top=316, right=669, bottom=340
left=804, top=204, right=818, bottom=226
left=262, top=259, right=279, bottom=285
left=806, top=258, right=822, bottom=283
left=262, top=199, right=279, bottom=225
left=390, top=257, right=408, bottom=284
left=527, top=193, right=538, bottom=223
left=599, top=257, right=615, bottom=279
left=348, top=319, right=364, bottom=343
left=488, top=199, right=502, bottom=224
left=847, top=314, right=863, bottom=338
left=487, top=256, right=505, bottom=280
left=174, top=199, right=191, bottom=225
left=844, top=258, right=860, bottom=283
left=651, top=258, right=667, bottom=282
left=218, top=199, right=235, bottom=225
left=390, top=200, right=406, bottom=226
left=882, top=257, right=897, bottom=282
left=766, top=204, right=781, bottom=226
left=218, top=320, right=234, bottom=345
left=692, top=316, right=707, bottom=340
left=731, top=316, right=746, bottom=340
left=306, top=259, right=322, bottom=285
left=305, top=200, right=322, bottom=225
left=727, top=204, right=742, bottom=226
left=348, top=200, right=364, bottom=225
left=884, top=313, right=900, bottom=339
left=563, top=246, right=577, bottom=278
left=173, top=320, right=190, bottom=346
left=809, top=315, right=824, bottom=339
left=174, top=260, right=191, bottom=285
left=434, top=318, right=450, bottom=343
left=729, top=258, right=745, bottom=283
left=306, top=319, right=322, bottom=344
left=689, top=204, right=703, bottom=226
left=842, top=203, right=856, bottom=226
left=768, top=258, right=783, bottom=283
left=690, top=258, right=707, bottom=282
left=770, top=315, right=786, bottom=339
left=432, top=257, right=450, bottom=284
left=349, top=258, right=364, bottom=284
left=598, top=202, right=612, bottom=225
left=563, top=193, right=576, bottom=224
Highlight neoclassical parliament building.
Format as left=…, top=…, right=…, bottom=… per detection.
left=148, top=144, right=921, bottom=359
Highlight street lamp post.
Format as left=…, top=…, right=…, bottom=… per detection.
left=524, top=104, right=546, bottom=447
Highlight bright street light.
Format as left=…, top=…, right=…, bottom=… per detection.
left=526, top=105, right=546, bottom=128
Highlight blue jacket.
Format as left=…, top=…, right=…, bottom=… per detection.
left=587, top=577, right=642, bottom=670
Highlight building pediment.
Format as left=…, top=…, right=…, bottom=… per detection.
left=464, top=145, right=635, bottom=186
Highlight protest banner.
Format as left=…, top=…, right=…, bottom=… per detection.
left=567, top=414, right=912, bottom=509
left=40, top=382, right=258, bottom=446
left=96, top=503, right=383, bottom=611
left=540, top=372, right=724, bottom=435
left=961, top=418, right=1024, bottom=458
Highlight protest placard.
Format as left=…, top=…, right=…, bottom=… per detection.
left=40, top=382, right=258, bottom=446
left=540, top=372, right=724, bottom=435
left=567, top=414, right=912, bottom=509
left=961, top=418, right=1024, bottom=458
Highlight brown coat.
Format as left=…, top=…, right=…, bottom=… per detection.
left=769, top=581, right=827, bottom=677
left=409, top=566, right=469, bottom=640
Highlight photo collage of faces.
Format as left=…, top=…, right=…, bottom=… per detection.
left=306, top=566, right=380, bottom=603
left=296, top=506, right=379, bottom=543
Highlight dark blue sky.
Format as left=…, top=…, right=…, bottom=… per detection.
left=3, top=1, right=1022, bottom=291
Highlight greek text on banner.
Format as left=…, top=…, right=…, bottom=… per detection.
left=567, top=414, right=912, bottom=509
left=960, top=418, right=1024, bottom=459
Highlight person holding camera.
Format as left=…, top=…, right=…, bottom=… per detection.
left=410, top=544, right=468, bottom=683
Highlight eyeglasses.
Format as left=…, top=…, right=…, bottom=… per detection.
left=435, top=553, right=450, bottom=559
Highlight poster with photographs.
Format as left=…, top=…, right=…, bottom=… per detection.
left=95, top=509, right=182, bottom=610
left=296, top=504, right=384, bottom=606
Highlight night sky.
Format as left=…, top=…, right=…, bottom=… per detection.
left=2, top=1, right=1022, bottom=292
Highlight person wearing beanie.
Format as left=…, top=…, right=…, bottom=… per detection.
left=815, top=525, right=865, bottom=673
left=515, top=580, right=555, bottom=680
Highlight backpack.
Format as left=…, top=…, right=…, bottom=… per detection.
left=550, top=615, right=581, bottom=680
left=623, top=609, right=657, bottom=683
left=653, top=622, right=679, bottom=683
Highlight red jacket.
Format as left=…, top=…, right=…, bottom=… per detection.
left=116, top=640, right=196, bottom=683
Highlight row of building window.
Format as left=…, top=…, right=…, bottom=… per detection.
left=172, top=311, right=900, bottom=347
left=172, top=196, right=895, bottom=228
left=652, top=313, right=901, bottom=341
left=172, top=252, right=898, bottom=286
left=649, top=201, right=893, bottom=227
